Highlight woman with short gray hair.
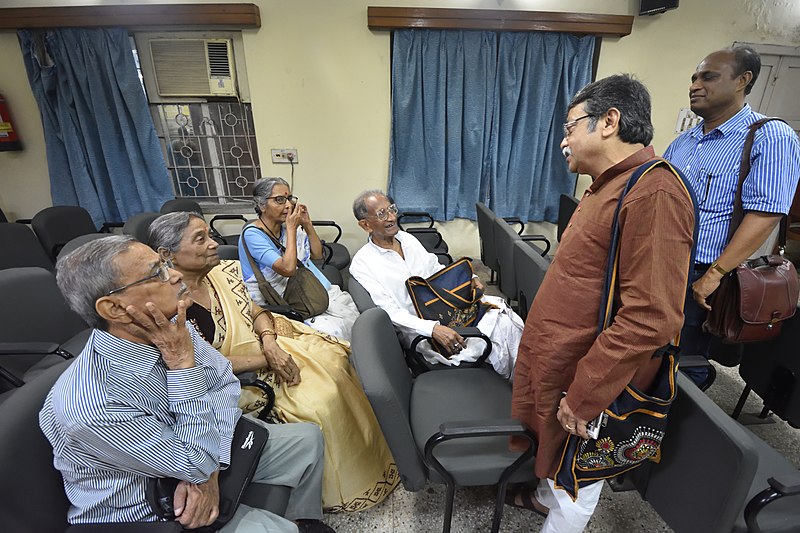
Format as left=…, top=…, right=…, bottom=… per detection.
left=239, top=178, right=359, bottom=340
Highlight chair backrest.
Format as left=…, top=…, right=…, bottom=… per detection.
left=0, top=222, right=54, bottom=272
left=492, top=217, right=521, bottom=301
left=475, top=202, right=498, bottom=271
left=347, top=276, right=376, bottom=313
left=217, top=244, right=240, bottom=261
left=557, top=194, right=579, bottom=242
left=0, top=267, right=88, bottom=345
left=513, top=240, right=549, bottom=319
left=57, top=233, right=109, bottom=261
left=635, top=373, right=758, bottom=533
left=123, top=212, right=161, bottom=244
left=350, top=308, right=427, bottom=490
left=0, top=359, right=73, bottom=531
left=160, top=198, right=204, bottom=215
left=31, top=206, right=97, bottom=261
left=739, top=307, right=800, bottom=427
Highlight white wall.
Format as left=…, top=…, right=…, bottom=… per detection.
left=1, top=0, right=798, bottom=257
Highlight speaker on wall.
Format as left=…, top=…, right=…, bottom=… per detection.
left=639, top=0, right=679, bottom=16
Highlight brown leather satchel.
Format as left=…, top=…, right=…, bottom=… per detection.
left=703, top=118, right=800, bottom=343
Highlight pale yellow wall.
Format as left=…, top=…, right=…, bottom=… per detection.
left=1, top=0, right=798, bottom=258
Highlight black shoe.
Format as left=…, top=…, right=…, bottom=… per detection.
left=296, top=519, right=336, bottom=533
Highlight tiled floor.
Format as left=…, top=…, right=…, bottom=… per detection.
left=322, top=258, right=800, bottom=533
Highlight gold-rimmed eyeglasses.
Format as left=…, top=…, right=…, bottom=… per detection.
left=106, top=259, right=174, bottom=296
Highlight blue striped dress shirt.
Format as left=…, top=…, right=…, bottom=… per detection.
left=664, top=104, right=800, bottom=264
left=39, top=327, right=241, bottom=524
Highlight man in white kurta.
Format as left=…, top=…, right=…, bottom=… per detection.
left=349, top=191, right=522, bottom=379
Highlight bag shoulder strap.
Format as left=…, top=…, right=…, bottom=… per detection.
left=240, top=225, right=287, bottom=306
left=727, top=117, right=789, bottom=248
left=598, top=159, right=699, bottom=342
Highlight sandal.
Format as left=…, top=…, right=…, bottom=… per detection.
left=504, top=483, right=549, bottom=518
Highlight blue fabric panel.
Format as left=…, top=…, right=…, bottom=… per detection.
left=489, top=32, right=594, bottom=223
left=18, top=28, right=173, bottom=227
left=388, top=30, right=594, bottom=223
left=388, top=30, right=497, bottom=221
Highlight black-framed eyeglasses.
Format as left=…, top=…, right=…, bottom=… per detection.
left=367, top=203, right=399, bottom=221
left=106, top=260, right=174, bottom=296
left=266, top=195, right=298, bottom=205
left=563, top=114, right=593, bottom=137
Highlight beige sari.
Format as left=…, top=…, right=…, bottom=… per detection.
left=204, top=260, right=398, bottom=512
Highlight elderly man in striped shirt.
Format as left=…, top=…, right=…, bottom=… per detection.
left=40, top=236, right=334, bottom=533
left=664, top=45, right=800, bottom=388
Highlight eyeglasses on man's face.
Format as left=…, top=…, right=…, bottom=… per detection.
left=562, top=114, right=593, bottom=137
left=106, top=259, right=174, bottom=296
left=267, top=195, right=298, bottom=205
left=367, top=203, right=399, bottom=221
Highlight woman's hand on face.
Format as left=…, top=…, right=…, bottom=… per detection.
left=262, top=342, right=301, bottom=386
left=285, top=202, right=303, bottom=231
left=295, top=203, right=312, bottom=229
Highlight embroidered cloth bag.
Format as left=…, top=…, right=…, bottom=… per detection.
left=555, top=159, right=698, bottom=500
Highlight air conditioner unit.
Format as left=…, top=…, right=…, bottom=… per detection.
left=148, top=38, right=237, bottom=98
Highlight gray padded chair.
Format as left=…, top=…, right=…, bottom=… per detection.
left=350, top=308, right=537, bottom=533
left=492, top=216, right=550, bottom=304
left=31, top=205, right=121, bottom=261
left=0, top=267, right=89, bottom=395
left=512, top=239, right=549, bottom=321
left=57, top=233, right=109, bottom=260
left=123, top=212, right=161, bottom=244
left=0, top=222, right=54, bottom=271
left=347, top=276, right=376, bottom=313
left=476, top=203, right=499, bottom=284
left=634, top=373, right=800, bottom=533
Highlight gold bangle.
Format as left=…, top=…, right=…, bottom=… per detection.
left=258, top=329, right=277, bottom=341
left=710, top=261, right=729, bottom=276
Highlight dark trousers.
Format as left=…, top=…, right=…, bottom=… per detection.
left=680, top=265, right=742, bottom=386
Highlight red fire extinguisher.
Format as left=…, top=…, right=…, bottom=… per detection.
left=0, top=93, right=23, bottom=152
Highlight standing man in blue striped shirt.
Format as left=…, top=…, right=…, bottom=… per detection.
left=664, top=45, right=800, bottom=387
left=41, top=236, right=334, bottom=532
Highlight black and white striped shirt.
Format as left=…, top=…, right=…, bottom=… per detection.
left=39, top=327, right=241, bottom=524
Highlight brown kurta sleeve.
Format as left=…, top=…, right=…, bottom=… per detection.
left=565, top=169, right=695, bottom=421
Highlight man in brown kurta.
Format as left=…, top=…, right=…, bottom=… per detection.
left=510, top=75, right=695, bottom=532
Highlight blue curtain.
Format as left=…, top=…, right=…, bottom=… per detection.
left=388, top=30, right=595, bottom=223
left=18, top=28, right=173, bottom=227
left=388, top=30, right=497, bottom=221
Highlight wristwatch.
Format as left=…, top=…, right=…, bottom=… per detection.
left=710, top=261, right=729, bottom=276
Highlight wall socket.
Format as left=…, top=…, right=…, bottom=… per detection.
left=271, top=148, right=299, bottom=164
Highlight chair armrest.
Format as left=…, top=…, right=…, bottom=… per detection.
left=680, top=355, right=712, bottom=368
left=398, top=211, right=434, bottom=230
left=15, top=218, right=33, bottom=225
left=521, top=235, right=551, bottom=256
left=0, top=342, right=74, bottom=360
left=502, top=217, right=525, bottom=235
left=259, top=305, right=303, bottom=322
left=311, top=220, right=343, bottom=242
left=408, top=329, right=492, bottom=372
left=237, top=372, right=276, bottom=420
left=744, top=472, right=800, bottom=532
left=423, top=418, right=537, bottom=489
left=99, top=221, right=125, bottom=233
left=67, top=523, right=184, bottom=532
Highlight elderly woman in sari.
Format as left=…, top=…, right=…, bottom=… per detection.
left=238, top=178, right=359, bottom=341
left=148, top=212, right=398, bottom=512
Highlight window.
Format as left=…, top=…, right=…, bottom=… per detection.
left=131, top=32, right=262, bottom=206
